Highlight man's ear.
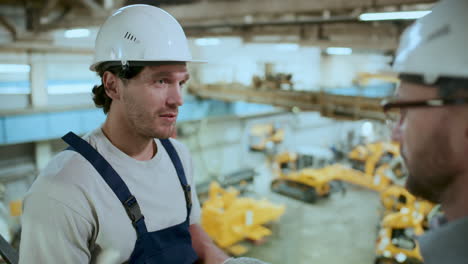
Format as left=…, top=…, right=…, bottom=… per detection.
left=103, top=71, right=122, bottom=100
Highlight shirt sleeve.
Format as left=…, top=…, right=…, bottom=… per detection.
left=189, top=180, right=202, bottom=225
left=19, top=192, right=94, bottom=264
left=188, top=156, right=201, bottom=225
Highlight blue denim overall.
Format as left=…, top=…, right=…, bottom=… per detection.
left=62, top=132, right=198, bottom=264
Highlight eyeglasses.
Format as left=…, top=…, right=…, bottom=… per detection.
left=381, top=98, right=468, bottom=126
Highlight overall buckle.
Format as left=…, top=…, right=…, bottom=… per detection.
left=183, top=185, right=192, bottom=209
left=123, top=195, right=144, bottom=224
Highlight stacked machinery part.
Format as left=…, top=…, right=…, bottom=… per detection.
left=201, top=182, right=285, bottom=256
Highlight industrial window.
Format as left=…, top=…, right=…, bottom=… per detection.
left=0, top=64, right=31, bottom=94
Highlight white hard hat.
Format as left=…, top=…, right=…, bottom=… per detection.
left=392, top=0, right=468, bottom=84
left=90, top=4, right=204, bottom=71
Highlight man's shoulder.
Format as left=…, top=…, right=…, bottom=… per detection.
left=28, top=149, right=100, bottom=202
left=22, top=148, right=101, bottom=225
left=42, top=149, right=98, bottom=182
left=419, top=217, right=468, bottom=264
left=36, top=129, right=104, bottom=185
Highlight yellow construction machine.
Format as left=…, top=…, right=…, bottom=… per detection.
left=380, top=185, right=435, bottom=228
left=249, top=123, right=285, bottom=153
left=381, top=186, right=416, bottom=215
left=376, top=184, right=437, bottom=264
left=252, top=73, right=294, bottom=91
left=201, top=182, right=285, bottom=256
left=353, top=72, right=400, bottom=87
left=375, top=208, right=425, bottom=264
left=348, top=142, right=401, bottom=178
left=270, top=142, right=401, bottom=203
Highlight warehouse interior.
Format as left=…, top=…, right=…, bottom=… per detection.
left=0, top=0, right=444, bottom=263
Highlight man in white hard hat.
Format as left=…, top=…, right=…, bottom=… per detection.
left=383, top=0, right=468, bottom=263
left=19, top=5, right=268, bottom=264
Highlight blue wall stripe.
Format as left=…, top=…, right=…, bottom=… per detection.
left=0, top=99, right=279, bottom=145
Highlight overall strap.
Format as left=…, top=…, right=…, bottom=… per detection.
left=160, top=139, right=192, bottom=221
left=62, top=132, right=148, bottom=236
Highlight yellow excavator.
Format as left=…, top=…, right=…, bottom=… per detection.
left=347, top=142, right=401, bottom=179
left=201, top=182, right=285, bottom=256
left=380, top=185, right=434, bottom=226
left=376, top=184, right=437, bottom=264
left=375, top=191, right=436, bottom=264
left=271, top=142, right=401, bottom=203
left=375, top=207, right=426, bottom=264
left=375, top=200, right=445, bottom=264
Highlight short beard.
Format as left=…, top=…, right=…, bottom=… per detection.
left=123, top=92, right=164, bottom=139
left=406, top=173, right=452, bottom=203
left=404, top=133, right=457, bottom=203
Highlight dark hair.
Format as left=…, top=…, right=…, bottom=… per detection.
left=92, top=65, right=144, bottom=114
left=399, top=74, right=468, bottom=97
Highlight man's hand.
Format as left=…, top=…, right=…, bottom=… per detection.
left=222, top=257, right=271, bottom=264
left=190, top=224, right=230, bottom=264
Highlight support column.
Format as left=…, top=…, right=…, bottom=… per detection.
left=29, top=53, right=51, bottom=172
left=34, top=141, right=52, bottom=172
left=29, top=53, right=48, bottom=108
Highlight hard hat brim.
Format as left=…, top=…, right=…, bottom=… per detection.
left=90, top=59, right=207, bottom=72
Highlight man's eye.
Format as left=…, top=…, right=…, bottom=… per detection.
left=158, top=79, right=165, bottom=84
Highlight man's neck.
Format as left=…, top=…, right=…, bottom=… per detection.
left=101, top=112, right=156, bottom=161
left=441, top=173, right=468, bottom=222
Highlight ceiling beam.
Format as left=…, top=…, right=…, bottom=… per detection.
left=0, top=42, right=93, bottom=54
left=0, top=0, right=427, bottom=51
left=28, top=0, right=435, bottom=32
left=188, top=84, right=387, bottom=121
left=162, top=0, right=436, bottom=22
left=40, top=0, right=60, bottom=17
left=78, top=0, right=104, bottom=15
left=187, top=22, right=401, bottom=50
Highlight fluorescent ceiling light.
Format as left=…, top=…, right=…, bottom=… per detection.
left=195, top=38, right=221, bottom=46
left=64, top=28, right=90, bottom=38
left=275, top=43, right=299, bottom=51
left=359, top=10, right=431, bottom=21
left=0, top=64, right=30, bottom=73
left=326, top=47, right=352, bottom=55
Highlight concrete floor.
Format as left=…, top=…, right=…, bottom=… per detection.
left=239, top=160, right=382, bottom=264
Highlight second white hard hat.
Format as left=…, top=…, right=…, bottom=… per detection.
left=90, top=4, right=204, bottom=72
left=392, top=0, right=468, bottom=84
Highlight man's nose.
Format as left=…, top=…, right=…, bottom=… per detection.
left=167, top=84, right=183, bottom=107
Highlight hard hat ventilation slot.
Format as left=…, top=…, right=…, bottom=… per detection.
left=124, top=32, right=138, bottom=42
